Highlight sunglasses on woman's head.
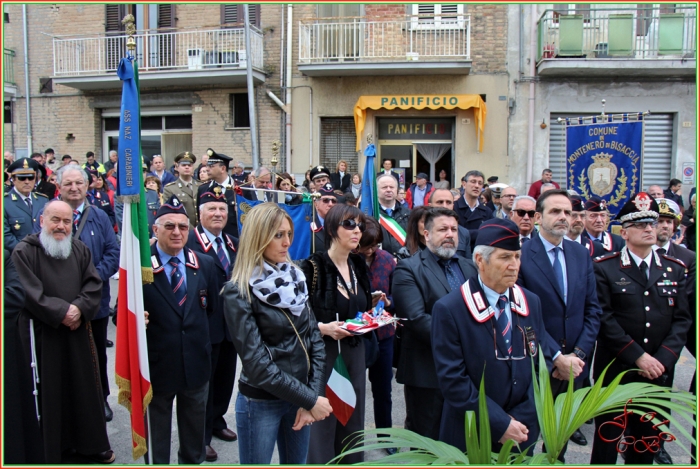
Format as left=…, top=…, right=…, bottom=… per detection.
left=339, top=219, right=366, bottom=232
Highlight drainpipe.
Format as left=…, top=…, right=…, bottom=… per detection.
left=285, top=4, right=293, bottom=173
left=525, top=4, right=537, bottom=190
left=22, top=5, right=32, bottom=154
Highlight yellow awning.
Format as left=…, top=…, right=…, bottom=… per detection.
left=353, top=94, right=487, bottom=152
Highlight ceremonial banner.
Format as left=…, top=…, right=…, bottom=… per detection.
left=326, top=354, right=356, bottom=426
left=360, top=143, right=380, bottom=219
left=566, top=118, right=643, bottom=218
left=235, top=194, right=312, bottom=260
left=114, top=56, right=153, bottom=461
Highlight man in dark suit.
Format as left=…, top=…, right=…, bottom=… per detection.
left=429, top=188, right=471, bottom=259
left=518, top=189, right=602, bottom=457
left=143, top=195, right=219, bottom=464
left=567, top=194, right=604, bottom=257
left=197, top=149, right=239, bottom=238
left=31, top=153, right=58, bottom=199
left=393, top=208, right=478, bottom=439
left=590, top=193, right=691, bottom=465
left=581, top=196, right=624, bottom=253
left=454, top=170, right=492, bottom=250
left=653, top=197, right=696, bottom=465
left=149, top=155, right=176, bottom=189
left=432, top=218, right=552, bottom=453
left=186, top=185, right=239, bottom=462
left=4, top=158, right=49, bottom=251
left=377, top=174, right=410, bottom=259
left=239, top=166, right=276, bottom=203
left=377, top=159, right=400, bottom=184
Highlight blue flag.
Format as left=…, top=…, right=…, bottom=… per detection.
left=236, top=195, right=313, bottom=261
left=116, top=58, right=141, bottom=198
left=360, top=143, right=380, bottom=218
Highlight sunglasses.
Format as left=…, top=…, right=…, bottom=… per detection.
left=319, top=198, right=337, bottom=205
left=15, top=175, right=36, bottom=181
left=339, top=219, right=366, bottom=232
left=514, top=209, right=536, bottom=218
left=158, top=222, right=190, bottom=232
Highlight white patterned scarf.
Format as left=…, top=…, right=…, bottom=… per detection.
left=249, top=262, right=309, bottom=316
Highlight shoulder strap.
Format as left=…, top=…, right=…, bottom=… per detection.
left=75, top=205, right=91, bottom=239
left=309, top=259, right=318, bottom=294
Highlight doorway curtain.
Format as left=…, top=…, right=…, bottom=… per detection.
left=415, top=143, right=451, bottom=183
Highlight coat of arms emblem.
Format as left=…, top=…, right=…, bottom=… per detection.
left=588, top=153, right=617, bottom=196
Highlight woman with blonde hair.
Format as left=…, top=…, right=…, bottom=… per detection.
left=331, top=160, right=351, bottom=192
left=222, top=203, right=331, bottom=464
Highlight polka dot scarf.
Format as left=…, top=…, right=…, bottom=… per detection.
left=249, top=262, right=309, bottom=316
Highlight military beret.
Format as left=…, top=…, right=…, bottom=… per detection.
left=205, top=148, right=232, bottom=168
left=174, top=151, right=196, bottom=165
left=569, top=194, right=586, bottom=212
left=309, top=165, right=331, bottom=181
left=8, top=157, right=39, bottom=175
left=475, top=218, right=521, bottom=251
left=156, top=194, right=189, bottom=220
left=656, top=198, right=681, bottom=221
left=198, top=183, right=227, bottom=207
left=616, top=192, right=659, bottom=224
left=316, top=183, right=337, bottom=199
left=584, top=196, right=608, bottom=212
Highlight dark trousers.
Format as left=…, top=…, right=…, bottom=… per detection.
left=368, top=335, right=394, bottom=431
left=146, top=382, right=209, bottom=464
left=205, top=339, right=237, bottom=445
left=404, top=385, right=443, bottom=440
left=91, top=317, right=110, bottom=399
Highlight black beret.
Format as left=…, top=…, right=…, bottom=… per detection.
left=198, top=183, right=228, bottom=206
left=316, top=183, right=337, bottom=199
left=616, top=192, right=659, bottom=224
left=7, top=157, right=39, bottom=175
left=584, top=196, right=608, bottom=212
left=156, top=194, right=189, bottom=220
left=475, top=218, right=521, bottom=251
left=569, top=194, right=586, bottom=212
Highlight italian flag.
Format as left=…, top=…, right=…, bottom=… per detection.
left=379, top=214, right=407, bottom=246
left=325, top=355, right=356, bottom=426
left=114, top=56, right=153, bottom=461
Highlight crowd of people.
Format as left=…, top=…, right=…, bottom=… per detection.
left=3, top=148, right=697, bottom=465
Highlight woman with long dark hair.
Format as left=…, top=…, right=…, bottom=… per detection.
left=405, top=206, right=430, bottom=255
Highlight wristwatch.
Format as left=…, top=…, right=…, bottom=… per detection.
left=573, top=347, right=586, bottom=361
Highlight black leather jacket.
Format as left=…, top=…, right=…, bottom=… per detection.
left=222, top=282, right=326, bottom=410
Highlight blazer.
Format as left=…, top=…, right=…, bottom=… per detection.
left=149, top=170, right=176, bottom=189
left=660, top=243, right=696, bottom=358
left=457, top=225, right=472, bottom=260
left=392, top=247, right=478, bottom=388
left=377, top=170, right=400, bottom=184
left=330, top=172, right=350, bottom=193
left=4, top=190, right=48, bottom=251
left=432, top=278, right=551, bottom=452
left=143, top=246, right=219, bottom=393
left=582, top=230, right=625, bottom=253
left=185, top=225, right=238, bottom=344
left=517, top=234, right=602, bottom=377
left=196, top=178, right=239, bottom=238
left=453, top=197, right=492, bottom=249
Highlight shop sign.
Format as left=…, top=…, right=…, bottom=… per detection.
left=378, top=118, right=453, bottom=140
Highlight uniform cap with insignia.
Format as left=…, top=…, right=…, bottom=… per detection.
left=615, top=192, right=659, bottom=224
left=309, top=165, right=331, bottom=181
left=656, top=198, right=681, bottom=221
left=488, top=182, right=508, bottom=197
left=174, top=151, right=196, bottom=166
left=198, top=183, right=228, bottom=206
left=205, top=148, right=232, bottom=169
left=8, top=157, right=39, bottom=175
left=475, top=218, right=521, bottom=251
left=156, top=194, right=189, bottom=219
left=569, top=194, right=586, bottom=212
left=316, top=183, right=337, bottom=199
left=584, top=195, right=608, bottom=212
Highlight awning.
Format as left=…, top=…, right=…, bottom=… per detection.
left=353, top=95, right=487, bottom=152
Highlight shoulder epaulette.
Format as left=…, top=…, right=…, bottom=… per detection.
left=164, top=181, right=177, bottom=187
left=662, top=254, right=687, bottom=269
left=34, top=192, right=48, bottom=198
left=594, top=251, right=620, bottom=263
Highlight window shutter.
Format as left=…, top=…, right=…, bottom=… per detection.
left=248, top=4, right=260, bottom=27
left=320, top=118, right=358, bottom=175
left=157, top=4, right=175, bottom=29
left=105, top=4, right=126, bottom=32
left=221, top=4, right=239, bottom=25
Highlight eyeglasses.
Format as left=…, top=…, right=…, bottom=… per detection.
left=339, top=219, right=366, bottom=232
left=15, top=175, right=36, bottom=181
left=624, top=221, right=658, bottom=230
left=157, top=223, right=189, bottom=232
left=501, top=194, right=516, bottom=199
left=492, top=323, right=528, bottom=361
left=514, top=209, right=536, bottom=218
left=319, top=198, right=337, bottom=205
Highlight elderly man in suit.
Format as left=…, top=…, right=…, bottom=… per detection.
left=517, top=189, right=602, bottom=458
left=393, top=208, right=478, bottom=439
left=432, top=218, right=552, bottom=454
left=143, top=195, right=219, bottom=464
left=581, top=196, right=624, bottom=253
left=197, top=149, right=239, bottom=238
left=4, top=158, right=49, bottom=251
left=186, top=184, right=239, bottom=462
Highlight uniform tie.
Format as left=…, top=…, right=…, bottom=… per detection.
left=657, top=247, right=666, bottom=256
left=520, top=236, right=530, bottom=245
left=552, top=247, right=565, bottom=298
left=439, top=259, right=461, bottom=292
left=216, top=237, right=230, bottom=275
left=169, top=257, right=187, bottom=309
left=24, top=196, right=32, bottom=212
left=72, top=209, right=80, bottom=234
left=639, top=260, right=649, bottom=280
left=496, top=295, right=512, bottom=355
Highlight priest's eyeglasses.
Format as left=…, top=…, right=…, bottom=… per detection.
left=492, top=323, right=528, bottom=361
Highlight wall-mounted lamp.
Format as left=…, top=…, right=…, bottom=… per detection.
left=540, top=119, right=547, bottom=129
left=66, top=133, right=75, bottom=141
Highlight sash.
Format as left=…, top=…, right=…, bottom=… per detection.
left=379, top=214, right=406, bottom=246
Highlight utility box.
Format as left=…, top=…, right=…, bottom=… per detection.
left=238, top=50, right=247, bottom=68
left=187, top=48, right=204, bottom=69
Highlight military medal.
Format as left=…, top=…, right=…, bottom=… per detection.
left=14, top=222, right=20, bottom=230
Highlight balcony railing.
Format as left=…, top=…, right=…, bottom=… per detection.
left=53, top=26, right=264, bottom=77
left=299, top=15, right=470, bottom=63
left=537, top=6, right=696, bottom=61
left=4, top=48, right=15, bottom=85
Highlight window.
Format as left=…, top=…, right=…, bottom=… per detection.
left=103, top=114, right=192, bottom=131
left=228, top=93, right=250, bottom=128
left=4, top=102, right=12, bottom=124
left=411, top=4, right=465, bottom=29
left=221, top=4, right=260, bottom=27
left=320, top=118, right=358, bottom=175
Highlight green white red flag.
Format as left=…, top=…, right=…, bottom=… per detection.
left=325, top=354, right=356, bottom=426
left=379, top=214, right=407, bottom=246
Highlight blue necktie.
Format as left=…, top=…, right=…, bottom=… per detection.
left=386, top=208, right=393, bottom=216
left=169, top=257, right=187, bottom=309
left=496, top=295, right=512, bottom=355
left=216, top=237, right=230, bottom=276
left=552, top=247, right=565, bottom=298
left=439, top=259, right=461, bottom=292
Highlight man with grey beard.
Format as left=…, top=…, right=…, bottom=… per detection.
left=12, top=200, right=115, bottom=464
left=393, top=208, right=478, bottom=440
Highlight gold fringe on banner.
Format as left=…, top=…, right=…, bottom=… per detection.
left=142, top=267, right=153, bottom=284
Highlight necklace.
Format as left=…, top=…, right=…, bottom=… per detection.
left=336, top=262, right=357, bottom=296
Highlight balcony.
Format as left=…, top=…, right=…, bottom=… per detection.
left=298, top=15, right=471, bottom=77
left=536, top=6, right=696, bottom=78
left=52, top=26, right=265, bottom=91
left=4, top=48, right=17, bottom=96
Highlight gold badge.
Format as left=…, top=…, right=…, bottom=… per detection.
left=213, top=186, right=223, bottom=196
left=667, top=267, right=672, bottom=272
left=14, top=222, right=20, bottom=230
left=11, top=193, right=17, bottom=201
left=207, top=149, right=214, bottom=157
left=22, top=159, right=29, bottom=169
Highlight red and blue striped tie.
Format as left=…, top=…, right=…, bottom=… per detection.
left=169, top=257, right=186, bottom=310
left=496, top=295, right=512, bottom=355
